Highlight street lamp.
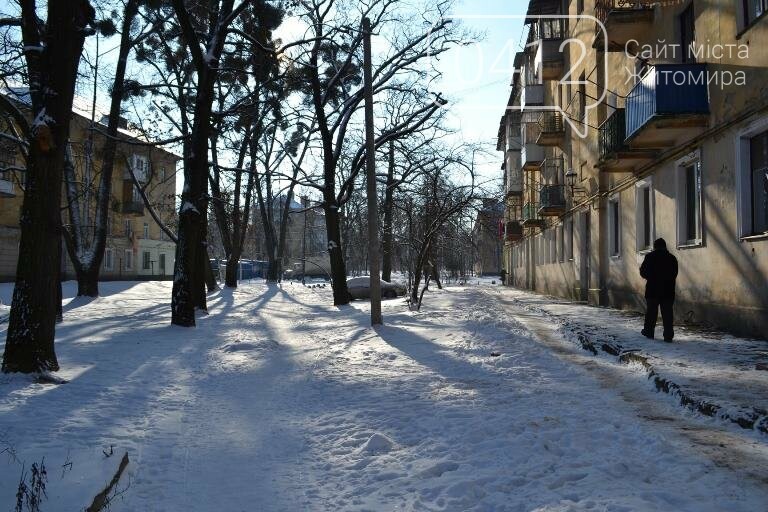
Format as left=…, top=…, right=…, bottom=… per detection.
left=565, top=168, right=577, bottom=195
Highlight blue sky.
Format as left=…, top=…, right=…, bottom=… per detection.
left=433, top=0, right=527, bottom=186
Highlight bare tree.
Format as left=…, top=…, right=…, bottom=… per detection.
left=0, top=1, right=96, bottom=373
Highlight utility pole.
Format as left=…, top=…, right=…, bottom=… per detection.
left=363, top=17, right=382, bottom=325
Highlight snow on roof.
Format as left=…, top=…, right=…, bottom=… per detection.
left=1, top=87, right=182, bottom=160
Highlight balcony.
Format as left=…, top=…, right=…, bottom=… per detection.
left=528, top=19, right=566, bottom=80
left=505, top=221, right=524, bottom=242
left=521, top=84, right=544, bottom=108
left=505, top=150, right=523, bottom=196
left=0, top=177, right=14, bottom=197
left=539, top=185, right=566, bottom=217
left=522, top=202, right=545, bottom=228
left=521, top=144, right=545, bottom=171
left=593, top=0, right=655, bottom=52
left=538, top=185, right=566, bottom=217
left=625, top=64, right=710, bottom=149
left=123, top=200, right=145, bottom=216
left=598, top=108, right=655, bottom=172
left=536, top=111, right=565, bottom=147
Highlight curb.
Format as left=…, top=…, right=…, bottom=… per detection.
left=561, top=319, right=768, bottom=435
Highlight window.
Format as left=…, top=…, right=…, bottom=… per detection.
left=550, top=230, right=556, bottom=263
left=608, top=196, right=620, bottom=257
left=737, top=120, right=768, bottom=238
left=104, top=248, right=114, bottom=271
left=742, top=0, right=768, bottom=29
left=142, top=251, right=151, bottom=270
left=124, top=220, right=133, bottom=237
left=566, top=218, right=574, bottom=260
left=676, top=154, right=703, bottom=246
left=159, top=253, right=167, bottom=274
left=577, top=0, right=584, bottom=14
left=679, top=4, right=696, bottom=63
left=578, top=73, right=586, bottom=124
left=143, top=222, right=149, bottom=239
left=635, top=179, right=654, bottom=252
left=132, top=184, right=142, bottom=204
left=132, top=154, right=148, bottom=182
left=160, top=166, right=166, bottom=182
left=749, top=129, right=768, bottom=235
left=557, top=224, right=565, bottom=262
left=124, top=249, right=133, bottom=271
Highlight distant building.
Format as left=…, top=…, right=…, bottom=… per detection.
left=0, top=91, right=179, bottom=282
left=472, top=199, right=504, bottom=276
left=498, top=0, right=768, bottom=338
left=251, top=195, right=330, bottom=276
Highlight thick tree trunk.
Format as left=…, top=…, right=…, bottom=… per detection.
left=225, top=252, right=240, bottom=288
left=324, top=203, right=349, bottom=305
left=3, top=1, right=93, bottom=373
left=204, top=249, right=218, bottom=292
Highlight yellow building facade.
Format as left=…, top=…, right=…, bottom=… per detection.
left=500, top=0, right=768, bottom=337
left=0, top=98, right=179, bottom=282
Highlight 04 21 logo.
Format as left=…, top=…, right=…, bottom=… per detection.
left=427, top=14, right=609, bottom=140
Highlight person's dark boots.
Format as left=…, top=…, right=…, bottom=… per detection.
left=641, top=329, right=654, bottom=339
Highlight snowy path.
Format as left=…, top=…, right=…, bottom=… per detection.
left=1, top=281, right=767, bottom=510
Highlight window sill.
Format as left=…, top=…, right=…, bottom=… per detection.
left=740, top=232, right=768, bottom=242
left=677, top=241, right=703, bottom=250
left=637, top=248, right=652, bottom=255
left=737, top=11, right=768, bottom=40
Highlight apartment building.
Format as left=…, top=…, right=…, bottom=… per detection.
left=500, top=0, right=768, bottom=337
left=472, top=199, right=504, bottom=276
left=0, top=93, right=179, bottom=282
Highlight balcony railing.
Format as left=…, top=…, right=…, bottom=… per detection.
left=537, top=112, right=565, bottom=146
left=123, top=200, right=145, bottom=216
left=595, top=0, right=656, bottom=46
left=527, top=18, right=566, bottom=45
left=539, top=185, right=566, bottom=216
left=598, top=108, right=626, bottom=161
left=626, top=64, right=710, bottom=142
left=505, top=221, right=523, bottom=242
left=522, top=202, right=544, bottom=226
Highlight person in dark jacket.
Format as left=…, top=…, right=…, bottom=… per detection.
left=640, top=238, right=679, bottom=341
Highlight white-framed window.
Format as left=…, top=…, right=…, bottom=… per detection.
left=142, top=251, right=151, bottom=270
left=104, top=248, right=114, bottom=271
left=676, top=151, right=704, bottom=247
left=608, top=195, right=621, bottom=257
left=635, top=178, right=655, bottom=252
left=132, top=154, right=148, bottom=182
left=143, top=222, right=149, bottom=239
left=124, top=249, right=133, bottom=271
left=159, top=253, right=167, bottom=274
left=738, top=0, right=768, bottom=32
left=124, top=219, right=133, bottom=237
left=736, top=119, right=768, bottom=238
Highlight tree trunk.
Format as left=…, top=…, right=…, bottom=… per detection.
left=225, top=252, right=240, bottom=288
left=381, top=141, right=395, bottom=282
left=204, top=248, right=218, bottom=292
left=324, top=203, right=349, bottom=305
left=3, top=1, right=94, bottom=373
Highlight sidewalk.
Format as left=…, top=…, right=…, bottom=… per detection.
left=494, top=287, right=768, bottom=435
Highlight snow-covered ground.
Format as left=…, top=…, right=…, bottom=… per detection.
left=1, top=280, right=767, bottom=511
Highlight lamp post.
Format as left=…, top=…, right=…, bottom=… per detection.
left=565, top=168, right=577, bottom=198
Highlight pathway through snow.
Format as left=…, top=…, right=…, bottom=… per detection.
left=0, top=281, right=766, bottom=511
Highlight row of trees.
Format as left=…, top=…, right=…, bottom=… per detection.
left=0, top=0, right=489, bottom=374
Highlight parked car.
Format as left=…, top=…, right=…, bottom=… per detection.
left=347, top=277, right=407, bottom=300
